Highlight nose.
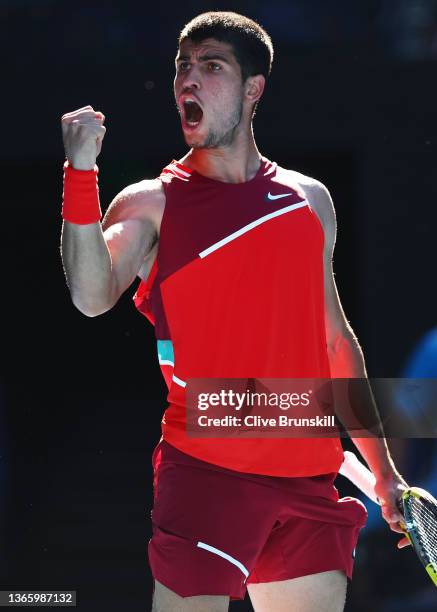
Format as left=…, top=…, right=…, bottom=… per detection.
left=180, top=64, right=201, bottom=91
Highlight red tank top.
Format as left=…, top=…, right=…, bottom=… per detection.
left=133, top=157, right=344, bottom=476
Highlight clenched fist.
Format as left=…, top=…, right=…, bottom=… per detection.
left=61, top=105, right=106, bottom=170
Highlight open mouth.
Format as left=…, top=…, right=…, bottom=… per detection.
left=183, top=99, right=203, bottom=127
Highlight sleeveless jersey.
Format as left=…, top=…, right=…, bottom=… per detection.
left=133, top=157, right=344, bottom=477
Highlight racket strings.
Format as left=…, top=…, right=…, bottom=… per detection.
left=407, top=496, right=437, bottom=564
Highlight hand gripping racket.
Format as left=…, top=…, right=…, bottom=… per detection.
left=401, top=487, right=437, bottom=586
left=339, top=451, right=437, bottom=587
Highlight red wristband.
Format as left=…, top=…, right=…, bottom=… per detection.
left=62, top=160, right=102, bottom=224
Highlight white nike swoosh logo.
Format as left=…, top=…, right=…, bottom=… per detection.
left=266, top=192, right=293, bottom=200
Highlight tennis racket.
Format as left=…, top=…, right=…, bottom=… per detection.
left=339, top=451, right=437, bottom=587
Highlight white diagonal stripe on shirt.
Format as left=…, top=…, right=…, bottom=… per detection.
left=198, top=200, right=308, bottom=259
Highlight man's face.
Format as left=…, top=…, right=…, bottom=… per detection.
left=174, top=38, right=246, bottom=149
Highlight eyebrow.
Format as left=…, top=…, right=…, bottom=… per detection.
left=175, top=53, right=231, bottom=64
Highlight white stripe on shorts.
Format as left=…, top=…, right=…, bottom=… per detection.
left=197, top=541, right=249, bottom=581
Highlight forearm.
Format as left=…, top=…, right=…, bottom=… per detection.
left=328, top=331, right=397, bottom=475
left=351, top=436, right=400, bottom=478
left=61, top=221, right=116, bottom=316
left=328, top=329, right=367, bottom=378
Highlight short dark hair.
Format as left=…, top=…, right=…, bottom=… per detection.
left=179, top=11, right=274, bottom=83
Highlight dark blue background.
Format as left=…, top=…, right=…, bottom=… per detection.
left=2, top=1, right=437, bottom=610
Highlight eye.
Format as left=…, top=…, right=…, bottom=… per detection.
left=177, top=61, right=190, bottom=72
left=207, top=62, right=221, bottom=71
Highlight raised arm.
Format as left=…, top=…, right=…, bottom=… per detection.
left=60, top=105, right=163, bottom=317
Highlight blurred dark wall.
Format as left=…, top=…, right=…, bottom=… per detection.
left=5, top=1, right=437, bottom=373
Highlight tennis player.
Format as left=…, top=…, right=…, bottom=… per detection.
left=60, top=12, right=408, bottom=612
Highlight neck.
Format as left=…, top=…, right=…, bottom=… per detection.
left=180, top=124, right=262, bottom=184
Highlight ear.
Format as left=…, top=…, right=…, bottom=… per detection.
left=245, top=74, right=265, bottom=104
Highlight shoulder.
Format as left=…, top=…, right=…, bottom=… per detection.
left=102, top=178, right=165, bottom=230
left=279, top=166, right=336, bottom=230
left=107, top=177, right=165, bottom=217
left=279, top=167, right=332, bottom=207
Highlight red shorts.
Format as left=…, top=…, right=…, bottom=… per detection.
left=148, top=439, right=367, bottom=600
